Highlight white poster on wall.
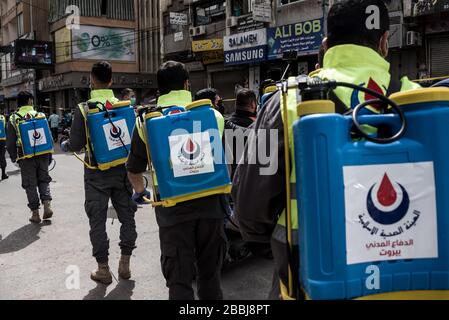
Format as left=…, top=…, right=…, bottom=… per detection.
left=72, top=26, right=136, bottom=61
left=344, top=162, right=438, bottom=265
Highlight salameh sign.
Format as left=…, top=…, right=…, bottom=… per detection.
left=224, top=29, right=267, bottom=65
left=411, top=0, right=449, bottom=16
left=267, top=18, right=324, bottom=60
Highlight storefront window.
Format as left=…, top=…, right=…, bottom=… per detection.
left=194, top=1, right=226, bottom=26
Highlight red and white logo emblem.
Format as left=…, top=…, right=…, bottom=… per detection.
left=344, top=162, right=438, bottom=264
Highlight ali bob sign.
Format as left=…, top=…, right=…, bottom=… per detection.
left=224, top=29, right=267, bottom=65
left=267, top=19, right=324, bottom=60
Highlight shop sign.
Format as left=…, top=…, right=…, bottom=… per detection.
left=170, top=12, right=188, bottom=26
left=407, top=0, right=449, bottom=16
left=224, top=29, right=267, bottom=65
left=267, top=18, right=324, bottom=60
left=192, top=39, right=223, bottom=52
left=72, top=25, right=136, bottom=62
left=252, top=0, right=271, bottom=23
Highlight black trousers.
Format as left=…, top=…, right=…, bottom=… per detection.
left=19, top=155, right=52, bottom=210
left=51, top=127, right=58, bottom=142
left=0, top=141, right=6, bottom=170
left=159, top=219, right=227, bottom=300
left=84, top=167, right=138, bottom=263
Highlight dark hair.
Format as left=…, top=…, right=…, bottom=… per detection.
left=157, top=61, right=189, bottom=95
left=17, top=91, right=34, bottom=107
left=195, top=88, right=218, bottom=103
left=236, top=89, right=257, bottom=111
left=121, top=88, right=135, bottom=98
left=91, top=61, right=113, bottom=84
left=327, top=0, right=390, bottom=51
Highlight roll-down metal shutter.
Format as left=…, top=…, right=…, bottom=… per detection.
left=429, top=35, right=449, bottom=77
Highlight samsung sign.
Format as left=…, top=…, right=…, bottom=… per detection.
left=224, top=29, right=267, bottom=65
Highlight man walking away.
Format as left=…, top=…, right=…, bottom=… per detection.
left=48, top=111, right=60, bottom=143
left=6, top=91, right=54, bottom=223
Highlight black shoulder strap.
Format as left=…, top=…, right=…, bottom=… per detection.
left=328, top=90, right=349, bottom=115
left=386, top=75, right=401, bottom=97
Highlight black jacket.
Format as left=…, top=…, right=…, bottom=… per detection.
left=231, top=93, right=286, bottom=243
left=224, top=109, right=256, bottom=179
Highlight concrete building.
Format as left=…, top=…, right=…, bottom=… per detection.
left=138, top=0, right=162, bottom=103
left=160, top=0, right=326, bottom=112
left=0, top=0, right=50, bottom=114
left=38, top=0, right=158, bottom=114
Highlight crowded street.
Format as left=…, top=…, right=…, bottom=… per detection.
left=0, top=151, right=273, bottom=300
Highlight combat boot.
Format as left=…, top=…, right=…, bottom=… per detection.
left=43, top=200, right=54, bottom=220
left=29, top=209, right=41, bottom=224
left=118, top=255, right=131, bottom=280
left=91, top=263, right=113, bottom=285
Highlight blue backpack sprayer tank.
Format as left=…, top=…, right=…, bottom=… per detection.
left=139, top=99, right=231, bottom=208
left=78, top=100, right=136, bottom=171
left=293, top=77, right=449, bottom=300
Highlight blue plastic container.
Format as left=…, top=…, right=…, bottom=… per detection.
left=145, top=99, right=231, bottom=206
left=0, top=117, right=5, bottom=140
left=18, top=116, right=54, bottom=158
left=87, top=102, right=136, bottom=171
left=293, top=88, right=449, bottom=300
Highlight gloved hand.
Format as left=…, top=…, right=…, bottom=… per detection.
left=132, top=189, right=152, bottom=205
left=60, top=140, right=70, bottom=153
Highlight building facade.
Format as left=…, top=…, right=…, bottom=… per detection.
left=160, top=0, right=449, bottom=114
left=1, top=0, right=50, bottom=114
left=38, top=0, right=158, bottom=115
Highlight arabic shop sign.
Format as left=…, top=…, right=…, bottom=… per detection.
left=192, top=39, right=223, bottom=52
left=409, top=0, right=449, bottom=16
left=170, top=12, right=188, bottom=26
left=267, top=18, right=324, bottom=60
left=224, top=29, right=267, bottom=65
left=344, top=162, right=438, bottom=265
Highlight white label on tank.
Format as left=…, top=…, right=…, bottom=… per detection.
left=103, top=119, right=131, bottom=151
left=344, top=162, right=438, bottom=265
left=27, top=128, right=48, bottom=146
left=169, top=132, right=215, bottom=178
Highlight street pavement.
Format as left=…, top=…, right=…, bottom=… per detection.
left=0, top=151, right=274, bottom=300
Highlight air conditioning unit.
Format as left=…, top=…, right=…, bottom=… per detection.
left=196, top=25, right=206, bottom=36
left=406, top=31, right=422, bottom=46
left=189, top=25, right=206, bottom=37
left=227, top=16, right=239, bottom=28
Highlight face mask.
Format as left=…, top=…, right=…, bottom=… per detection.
left=130, top=98, right=137, bottom=106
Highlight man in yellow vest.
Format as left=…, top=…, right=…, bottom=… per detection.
left=127, top=61, right=227, bottom=300
left=233, top=0, right=420, bottom=300
left=0, top=113, right=8, bottom=181
left=61, top=61, right=138, bottom=285
left=6, top=91, right=53, bottom=223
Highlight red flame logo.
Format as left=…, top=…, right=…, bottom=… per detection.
left=377, top=173, right=397, bottom=207
left=365, top=78, right=385, bottom=111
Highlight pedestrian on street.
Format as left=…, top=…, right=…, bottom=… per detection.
left=121, top=88, right=137, bottom=107
left=127, top=61, right=227, bottom=300
left=195, top=88, right=225, bottom=115
left=6, top=91, right=54, bottom=223
left=61, top=61, right=138, bottom=285
left=224, top=89, right=257, bottom=180
left=48, top=111, right=60, bottom=143
left=232, top=0, right=421, bottom=300
left=0, top=113, right=8, bottom=181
